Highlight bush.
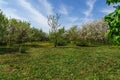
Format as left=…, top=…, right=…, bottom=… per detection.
left=57, top=39, right=67, bottom=46
left=19, top=46, right=28, bottom=53
left=76, top=40, right=89, bottom=46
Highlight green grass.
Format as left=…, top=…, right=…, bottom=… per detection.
left=0, top=45, right=120, bottom=80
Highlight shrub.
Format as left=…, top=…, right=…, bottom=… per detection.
left=57, top=39, right=67, bottom=46
left=19, top=46, right=28, bottom=53
left=76, top=40, right=89, bottom=46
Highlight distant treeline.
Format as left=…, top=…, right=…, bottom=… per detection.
left=0, top=10, right=110, bottom=47
left=0, top=10, right=48, bottom=46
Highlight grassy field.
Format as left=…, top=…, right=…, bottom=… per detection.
left=0, top=44, right=120, bottom=80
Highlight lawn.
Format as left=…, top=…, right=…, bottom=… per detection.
left=0, top=45, right=120, bottom=80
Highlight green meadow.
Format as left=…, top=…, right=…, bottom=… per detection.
left=0, top=43, right=120, bottom=80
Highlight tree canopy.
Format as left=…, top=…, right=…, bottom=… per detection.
left=105, top=0, right=120, bottom=45
left=106, top=0, right=120, bottom=5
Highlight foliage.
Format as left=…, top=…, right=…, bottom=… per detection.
left=29, top=27, right=48, bottom=42
left=78, top=19, right=109, bottom=44
left=105, top=0, right=120, bottom=45
left=49, top=27, right=67, bottom=46
left=56, top=39, right=67, bottom=46
left=56, top=27, right=68, bottom=46
left=62, top=20, right=109, bottom=45
left=0, top=10, right=47, bottom=47
left=0, top=9, right=111, bottom=47
left=8, top=19, right=31, bottom=44
left=0, top=10, right=8, bottom=45
left=65, top=26, right=78, bottom=44
left=48, top=13, right=61, bottom=47
left=106, top=0, right=120, bottom=5
left=19, top=46, right=28, bottom=53
left=76, top=40, right=89, bottom=46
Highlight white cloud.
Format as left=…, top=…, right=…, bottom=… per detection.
left=0, top=0, right=96, bottom=32
left=100, top=3, right=120, bottom=14
left=101, top=7, right=115, bottom=14
left=1, top=8, right=26, bottom=20
left=83, top=0, right=96, bottom=17
left=64, top=17, right=94, bottom=30
left=0, top=1, right=25, bottom=20
left=81, top=18, right=94, bottom=24
left=18, top=0, right=49, bottom=32
left=38, top=0, right=53, bottom=15
left=59, top=4, right=69, bottom=15
left=0, top=0, right=51, bottom=32
left=0, top=0, right=8, bottom=5
left=77, top=0, right=96, bottom=26
left=67, top=17, right=79, bottom=23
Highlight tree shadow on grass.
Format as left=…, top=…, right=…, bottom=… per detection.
left=51, top=45, right=98, bottom=49
left=0, top=47, right=19, bottom=55
left=24, top=44, right=51, bottom=48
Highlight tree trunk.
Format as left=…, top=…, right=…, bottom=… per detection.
left=54, top=44, right=57, bottom=47
left=54, top=33, right=57, bottom=47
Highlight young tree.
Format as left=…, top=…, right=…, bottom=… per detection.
left=105, top=0, right=120, bottom=45
left=0, top=10, right=8, bottom=45
left=8, top=19, right=30, bottom=44
left=7, top=18, right=19, bottom=46
left=48, top=13, right=61, bottom=47
left=56, top=27, right=67, bottom=46
left=29, top=27, right=47, bottom=42
left=65, top=26, right=78, bottom=43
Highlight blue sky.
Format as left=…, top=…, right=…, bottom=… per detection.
left=0, top=0, right=115, bottom=32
